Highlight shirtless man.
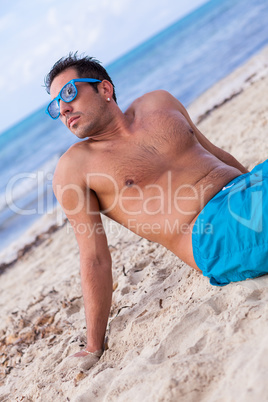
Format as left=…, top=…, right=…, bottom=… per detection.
left=45, top=54, right=267, bottom=369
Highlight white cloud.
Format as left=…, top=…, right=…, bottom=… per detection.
left=0, top=76, right=4, bottom=90
left=107, top=0, right=131, bottom=16
left=0, top=13, right=14, bottom=33
left=33, top=42, right=51, bottom=58
left=47, top=7, right=57, bottom=26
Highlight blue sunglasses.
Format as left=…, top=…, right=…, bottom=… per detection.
left=46, top=78, right=102, bottom=119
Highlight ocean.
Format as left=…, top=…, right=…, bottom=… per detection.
left=0, top=0, right=268, bottom=255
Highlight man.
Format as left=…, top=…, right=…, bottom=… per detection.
left=45, top=53, right=267, bottom=370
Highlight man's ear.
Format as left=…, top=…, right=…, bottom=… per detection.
left=100, top=80, right=114, bottom=100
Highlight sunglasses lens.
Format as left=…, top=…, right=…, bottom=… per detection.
left=48, top=100, right=59, bottom=119
left=61, top=82, right=76, bottom=102
left=47, top=81, right=78, bottom=119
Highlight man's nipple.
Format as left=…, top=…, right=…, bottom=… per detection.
left=125, top=179, right=134, bottom=187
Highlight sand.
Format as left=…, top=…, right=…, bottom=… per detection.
left=1, top=46, right=268, bottom=402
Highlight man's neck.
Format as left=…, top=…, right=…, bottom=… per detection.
left=88, top=109, right=133, bottom=142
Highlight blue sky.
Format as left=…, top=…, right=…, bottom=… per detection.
left=0, top=0, right=208, bottom=134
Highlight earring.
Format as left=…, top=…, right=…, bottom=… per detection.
left=107, top=98, right=111, bottom=102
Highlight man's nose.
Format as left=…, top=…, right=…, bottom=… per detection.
left=60, top=100, right=73, bottom=116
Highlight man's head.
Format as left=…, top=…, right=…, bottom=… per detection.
left=45, top=52, right=117, bottom=103
left=45, top=53, right=118, bottom=139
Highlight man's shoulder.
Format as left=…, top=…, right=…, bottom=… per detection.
left=128, top=90, right=179, bottom=114
left=60, top=139, right=94, bottom=165
left=53, top=142, right=90, bottom=187
left=134, top=89, right=172, bottom=104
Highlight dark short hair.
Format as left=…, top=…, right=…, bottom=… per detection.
left=44, top=52, right=117, bottom=103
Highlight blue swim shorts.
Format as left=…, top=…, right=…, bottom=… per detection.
left=192, top=159, right=268, bottom=286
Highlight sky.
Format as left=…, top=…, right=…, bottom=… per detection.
left=0, top=0, right=208, bottom=134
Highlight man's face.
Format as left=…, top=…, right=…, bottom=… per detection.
left=50, top=68, right=105, bottom=139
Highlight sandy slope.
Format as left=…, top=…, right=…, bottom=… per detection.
left=0, top=46, right=268, bottom=402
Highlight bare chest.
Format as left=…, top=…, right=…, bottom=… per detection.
left=89, top=111, right=196, bottom=191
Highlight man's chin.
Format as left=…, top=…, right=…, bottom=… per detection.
left=71, top=122, right=93, bottom=139
left=73, top=129, right=89, bottom=140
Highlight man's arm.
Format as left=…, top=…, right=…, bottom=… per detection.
left=53, top=153, right=112, bottom=354
left=175, top=98, right=249, bottom=173
left=150, top=90, right=249, bottom=173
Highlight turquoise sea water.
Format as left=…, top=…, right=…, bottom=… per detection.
left=0, top=0, right=268, bottom=252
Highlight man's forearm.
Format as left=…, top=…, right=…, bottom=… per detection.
left=80, top=258, right=113, bottom=352
left=191, top=124, right=249, bottom=174
left=217, top=148, right=249, bottom=173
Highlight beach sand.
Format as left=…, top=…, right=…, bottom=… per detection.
left=1, top=46, right=268, bottom=402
